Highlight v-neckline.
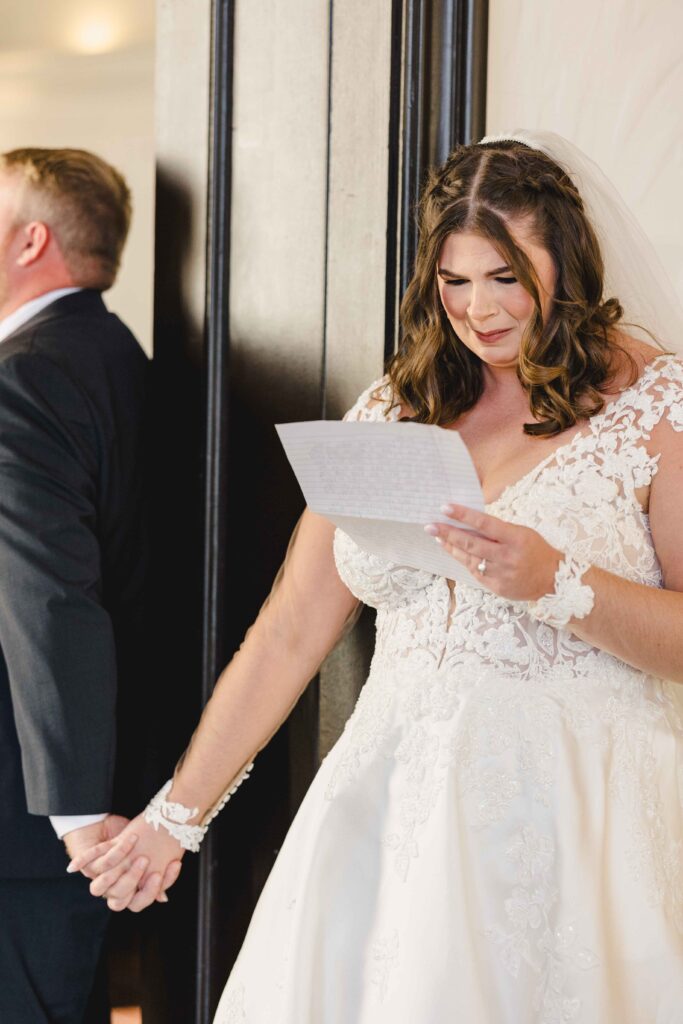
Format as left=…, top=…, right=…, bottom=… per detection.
left=482, top=353, right=672, bottom=512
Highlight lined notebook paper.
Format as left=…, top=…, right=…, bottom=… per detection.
left=276, top=420, right=487, bottom=585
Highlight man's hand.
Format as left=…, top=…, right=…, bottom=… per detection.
left=63, top=815, right=174, bottom=907
left=63, top=814, right=129, bottom=861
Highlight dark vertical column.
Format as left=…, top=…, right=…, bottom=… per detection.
left=460, top=0, right=489, bottom=148
left=399, top=0, right=431, bottom=304
left=383, top=0, right=407, bottom=362
left=197, top=1, right=235, bottom=1021
left=395, top=0, right=489, bottom=304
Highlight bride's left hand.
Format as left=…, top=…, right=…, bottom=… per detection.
left=425, top=503, right=561, bottom=601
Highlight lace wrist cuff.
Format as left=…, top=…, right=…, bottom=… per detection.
left=143, top=781, right=206, bottom=852
left=528, top=554, right=595, bottom=629
left=143, top=763, right=254, bottom=852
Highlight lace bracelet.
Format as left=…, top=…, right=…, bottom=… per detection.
left=143, top=762, right=254, bottom=852
left=527, top=554, right=595, bottom=629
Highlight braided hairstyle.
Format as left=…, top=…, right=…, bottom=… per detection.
left=387, top=139, right=634, bottom=436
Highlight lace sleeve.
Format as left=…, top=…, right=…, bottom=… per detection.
left=631, top=356, right=683, bottom=487
left=342, top=376, right=401, bottom=423
left=644, top=356, right=683, bottom=597
left=651, top=356, right=683, bottom=433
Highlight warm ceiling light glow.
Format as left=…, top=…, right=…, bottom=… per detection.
left=69, top=15, right=122, bottom=55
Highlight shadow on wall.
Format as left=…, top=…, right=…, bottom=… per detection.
left=105, top=168, right=204, bottom=1024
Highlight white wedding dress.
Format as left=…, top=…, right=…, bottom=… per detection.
left=215, top=354, right=683, bottom=1024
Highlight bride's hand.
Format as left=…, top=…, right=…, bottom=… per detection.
left=67, top=812, right=185, bottom=912
left=425, top=503, right=561, bottom=601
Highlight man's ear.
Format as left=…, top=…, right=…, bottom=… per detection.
left=16, top=220, right=50, bottom=267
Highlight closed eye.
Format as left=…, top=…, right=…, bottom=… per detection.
left=443, top=276, right=518, bottom=286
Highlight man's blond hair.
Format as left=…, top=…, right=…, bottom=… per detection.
left=0, top=147, right=132, bottom=290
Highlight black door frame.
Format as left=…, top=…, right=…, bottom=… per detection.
left=396, top=0, right=489, bottom=324
left=196, top=1, right=235, bottom=1021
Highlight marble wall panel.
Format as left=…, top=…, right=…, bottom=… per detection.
left=229, top=0, right=330, bottom=418
left=323, top=0, right=394, bottom=419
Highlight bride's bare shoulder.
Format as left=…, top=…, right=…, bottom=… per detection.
left=609, top=330, right=667, bottom=389
left=616, top=331, right=663, bottom=366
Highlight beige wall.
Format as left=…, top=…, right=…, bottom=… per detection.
left=155, top=0, right=210, bottom=360
left=487, top=0, right=683, bottom=309
left=0, top=2, right=155, bottom=354
left=229, top=0, right=330, bottom=412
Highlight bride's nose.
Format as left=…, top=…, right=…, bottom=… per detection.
left=467, top=283, right=498, bottom=322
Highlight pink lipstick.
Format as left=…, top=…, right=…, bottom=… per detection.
left=473, top=328, right=512, bottom=342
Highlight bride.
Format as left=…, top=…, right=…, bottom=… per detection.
left=71, top=131, right=683, bottom=1022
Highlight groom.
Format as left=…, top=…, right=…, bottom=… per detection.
left=0, top=148, right=151, bottom=1022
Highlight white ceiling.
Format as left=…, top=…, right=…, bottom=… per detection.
left=0, top=0, right=155, bottom=54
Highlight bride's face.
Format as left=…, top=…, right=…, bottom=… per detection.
left=436, top=219, right=555, bottom=370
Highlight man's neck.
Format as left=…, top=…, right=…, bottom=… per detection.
left=0, top=279, right=76, bottom=322
left=0, top=287, right=84, bottom=345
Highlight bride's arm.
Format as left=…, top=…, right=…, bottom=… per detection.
left=166, top=507, right=359, bottom=819
left=69, top=508, right=359, bottom=908
left=564, top=421, right=683, bottom=681
left=560, top=565, right=683, bottom=682
left=429, top=417, right=683, bottom=683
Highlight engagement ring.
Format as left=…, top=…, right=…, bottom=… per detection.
left=477, top=558, right=487, bottom=575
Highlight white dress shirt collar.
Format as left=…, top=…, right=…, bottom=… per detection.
left=0, top=287, right=83, bottom=345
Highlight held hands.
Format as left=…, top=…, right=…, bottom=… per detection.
left=425, top=503, right=561, bottom=600
left=67, top=812, right=185, bottom=912
left=63, top=813, right=130, bottom=863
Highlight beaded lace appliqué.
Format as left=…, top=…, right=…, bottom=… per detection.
left=486, top=824, right=599, bottom=1023
left=369, top=929, right=401, bottom=1003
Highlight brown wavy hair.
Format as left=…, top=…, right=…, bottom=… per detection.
left=387, top=139, right=637, bottom=436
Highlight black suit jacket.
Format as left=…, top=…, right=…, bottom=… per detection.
left=0, top=290, right=149, bottom=877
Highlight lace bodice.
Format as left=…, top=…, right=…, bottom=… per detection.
left=334, top=355, right=683, bottom=683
